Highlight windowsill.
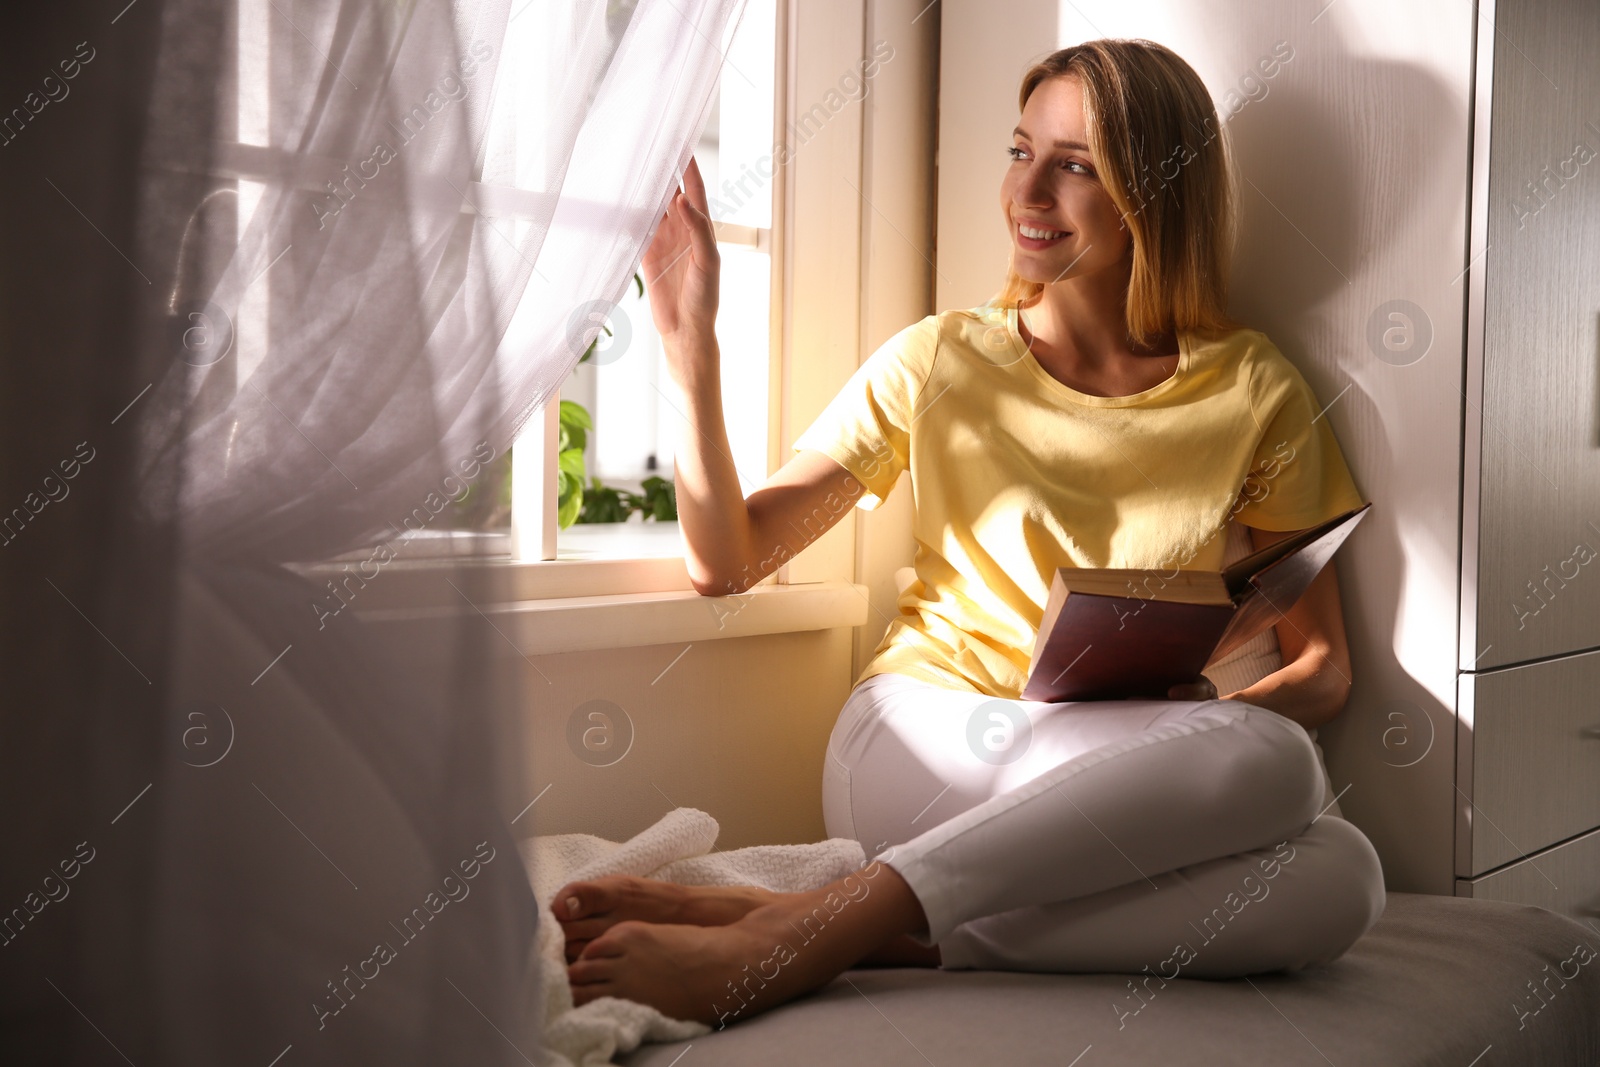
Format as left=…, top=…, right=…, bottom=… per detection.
left=321, top=519, right=684, bottom=561
left=300, top=522, right=703, bottom=603
left=291, top=522, right=867, bottom=652
left=555, top=519, right=685, bottom=560
left=352, top=579, right=870, bottom=655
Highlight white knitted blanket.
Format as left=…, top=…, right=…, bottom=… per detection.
left=515, top=808, right=867, bottom=1066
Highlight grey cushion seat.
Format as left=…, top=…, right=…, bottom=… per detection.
left=619, top=893, right=1600, bottom=1066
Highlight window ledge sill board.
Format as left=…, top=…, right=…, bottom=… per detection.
left=355, top=580, right=871, bottom=655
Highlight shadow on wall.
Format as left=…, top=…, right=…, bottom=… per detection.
left=1198, top=12, right=1466, bottom=887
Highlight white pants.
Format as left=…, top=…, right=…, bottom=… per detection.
left=822, top=672, right=1386, bottom=978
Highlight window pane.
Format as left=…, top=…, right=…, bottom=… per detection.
left=553, top=0, right=776, bottom=554
left=704, top=0, right=777, bottom=229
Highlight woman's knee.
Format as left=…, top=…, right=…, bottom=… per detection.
left=1209, top=700, right=1326, bottom=835
left=1269, top=816, right=1387, bottom=973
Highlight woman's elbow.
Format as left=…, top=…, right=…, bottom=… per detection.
left=1309, top=658, right=1353, bottom=730
left=690, top=565, right=755, bottom=597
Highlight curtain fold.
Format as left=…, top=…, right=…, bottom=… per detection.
left=147, top=0, right=747, bottom=565
left=0, top=0, right=746, bottom=1062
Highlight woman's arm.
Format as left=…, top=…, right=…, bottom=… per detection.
left=674, top=397, right=866, bottom=595
left=1219, top=525, right=1354, bottom=731
left=647, top=156, right=868, bottom=596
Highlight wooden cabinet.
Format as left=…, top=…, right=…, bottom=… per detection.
left=1459, top=824, right=1600, bottom=925
left=1453, top=0, right=1600, bottom=922
left=1457, top=650, right=1600, bottom=877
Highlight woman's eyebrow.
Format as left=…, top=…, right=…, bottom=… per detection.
left=1012, top=126, right=1090, bottom=151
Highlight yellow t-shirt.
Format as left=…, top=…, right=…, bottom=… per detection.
left=791, top=302, right=1366, bottom=699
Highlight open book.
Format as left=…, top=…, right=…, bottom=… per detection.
left=1020, top=503, right=1372, bottom=703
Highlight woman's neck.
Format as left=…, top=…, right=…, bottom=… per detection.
left=1020, top=263, right=1178, bottom=364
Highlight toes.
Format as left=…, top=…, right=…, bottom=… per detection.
left=580, top=920, right=646, bottom=960
left=567, top=954, right=615, bottom=989
left=551, top=879, right=613, bottom=921
left=571, top=981, right=611, bottom=1007
left=560, top=917, right=614, bottom=943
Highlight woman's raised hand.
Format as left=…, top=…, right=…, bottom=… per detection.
left=642, top=155, right=720, bottom=379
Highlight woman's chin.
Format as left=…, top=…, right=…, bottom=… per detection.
left=1011, top=262, right=1060, bottom=285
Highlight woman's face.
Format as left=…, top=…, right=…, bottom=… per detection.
left=1000, top=75, right=1131, bottom=286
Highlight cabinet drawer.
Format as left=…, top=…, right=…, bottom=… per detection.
left=1457, top=824, right=1600, bottom=925
left=1457, top=648, right=1600, bottom=876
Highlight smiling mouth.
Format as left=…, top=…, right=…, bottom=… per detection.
left=1015, top=221, right=1070, bottom=248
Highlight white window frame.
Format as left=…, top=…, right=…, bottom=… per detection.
left=505, top=0, right=881, bottom=601
left=508, top=0, right=817, bottom=600
left=279, top=0, right=880, bottom=609
left=509, top=217, right=775, bottom=575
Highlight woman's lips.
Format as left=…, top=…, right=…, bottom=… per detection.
left=1015, top=221, right=1069, bottom=250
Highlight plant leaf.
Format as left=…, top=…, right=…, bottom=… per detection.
left=558, top=447, right=587, bottom=482
left=558, top=485, right=582, bottom=528
left=560, top=399, right=593, bottom=429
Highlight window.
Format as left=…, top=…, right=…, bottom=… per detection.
left=235, top=0, right=802, bottom=596
left=507, top=0, right=782, bottom=568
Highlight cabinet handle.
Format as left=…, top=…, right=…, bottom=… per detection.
left=1582, top=726, right=1600, bottom=739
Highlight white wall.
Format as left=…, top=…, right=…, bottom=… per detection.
left=935, top=0, right=1477, bottom=892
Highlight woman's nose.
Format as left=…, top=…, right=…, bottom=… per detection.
left=1012, top=164, right=1051, bottom=209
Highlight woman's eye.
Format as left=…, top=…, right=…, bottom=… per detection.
left=1007, top=146, right=1090, bottom=175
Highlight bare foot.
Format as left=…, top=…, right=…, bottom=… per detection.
left=553, top=875, right=778, bottom=963
left=568, top=864, right=930, bottom=1027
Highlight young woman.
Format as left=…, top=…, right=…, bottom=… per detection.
left=555, top=39, right=1385, bottom=1026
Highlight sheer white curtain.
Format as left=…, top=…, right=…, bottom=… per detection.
left=0, top=1, right=744, bottom=1064
left=153, top=0, right=744, bottom=563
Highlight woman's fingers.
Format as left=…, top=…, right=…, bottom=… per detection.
left=644, top=193, right=687, bottom=273
left=679, top=158, right=719, bottom=249
left=681, top=154, right=711, bottom=215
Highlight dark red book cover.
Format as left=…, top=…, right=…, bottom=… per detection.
left=1020, top=504, right=1371, bottom=702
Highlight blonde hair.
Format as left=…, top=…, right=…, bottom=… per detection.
left=991, top=39, right=1238, bottom=347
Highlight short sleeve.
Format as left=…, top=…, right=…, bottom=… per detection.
left=790, top=315, right=939, bottom=511
left=1232, top=344, right=1366, bottom=531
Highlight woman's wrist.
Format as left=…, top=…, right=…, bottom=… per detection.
left=663, top=330, right=721, bottom=391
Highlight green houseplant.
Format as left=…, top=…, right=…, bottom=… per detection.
left=559, top=273, right=677, bottom=528
left=445, top=273, right=675, bottom=531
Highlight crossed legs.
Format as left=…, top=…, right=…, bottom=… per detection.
left=557, top=673, right=1385, bottom=1025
